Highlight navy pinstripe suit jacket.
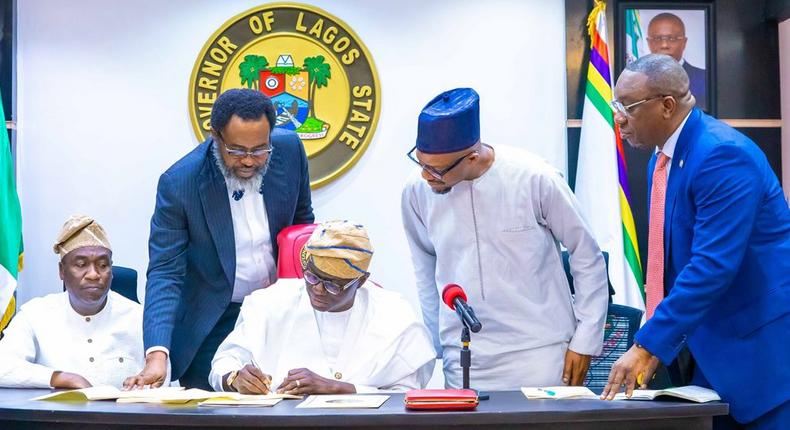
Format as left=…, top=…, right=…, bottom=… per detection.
left=143, top=129, right=314, bottom=379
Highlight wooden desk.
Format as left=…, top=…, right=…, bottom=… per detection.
left=0, top=389, right=728, bottom=429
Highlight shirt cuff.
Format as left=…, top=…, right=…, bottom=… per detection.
left=36, top=366, right=59, bottom=388
left=209, top=358, right=241, bottom=392
left=145, top=346, right=170, bottom=357
left=568, top=328, right=604, bottom=356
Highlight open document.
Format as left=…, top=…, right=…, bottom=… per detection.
left=521, top=386, right=598, bottom=400
left=32, top=386, right=185, bottom=401
left=614, top=385, right=721, bottom=403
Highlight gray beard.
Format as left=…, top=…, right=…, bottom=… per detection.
left=211, top=141, right=271, bottom=193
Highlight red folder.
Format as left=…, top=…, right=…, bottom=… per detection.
left=404, top=389, right=479, bottom=410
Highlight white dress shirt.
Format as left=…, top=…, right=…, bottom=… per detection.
left=314, top=308, right=352, bottom=370
left=226, top=178, right=277, bottom=303
left=145, top=177, right=278, bottom=357
left=656, top=109, right=693, bottom=180
left=0, top=291, right=145, bottom=388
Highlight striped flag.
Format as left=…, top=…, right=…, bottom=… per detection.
left=0, top=95, right=22, bottom=334
left=624, top=8, right=645, bottom=64
left=575, top=0, right=645, bottom=311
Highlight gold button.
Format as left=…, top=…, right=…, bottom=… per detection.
left=119, top=357, right=124, bottom=363
left=87, top=338, right=92, bottom=343
left=334, top=372, right=342, bottom=380
left=85, top=317, right=91, bottom=322
left=89, top=357, right=94, bottom=362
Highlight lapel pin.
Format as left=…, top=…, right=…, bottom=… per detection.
left=679, top=159, right=684, bottom=168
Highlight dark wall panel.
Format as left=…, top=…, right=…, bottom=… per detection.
left=715, top=0, right=781, bottom=118
left=740, top=128, right=783, bottom=180
left=566, top=0, right=594, bottom=121
left=767, top=0, right=790, bottom=21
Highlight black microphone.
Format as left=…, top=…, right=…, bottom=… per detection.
left=442, top=284, right=482, bottom=333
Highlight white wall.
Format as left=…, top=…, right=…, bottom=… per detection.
left=780, top=19, right=790, bottom=200
left=16, top=1, right=568, bottom=313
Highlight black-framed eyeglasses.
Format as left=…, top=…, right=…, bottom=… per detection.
left=303, top=269, right=366, bottom=295
left=216, top=131, right=273, bottom=158
left=406, top=145, right=478, bottom=180
left=610, top=95, right=670, bottom=117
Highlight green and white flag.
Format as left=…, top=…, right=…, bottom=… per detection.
left=0, top=95, right=21, bottom=333
left=624, top=9, right=645, bottom=64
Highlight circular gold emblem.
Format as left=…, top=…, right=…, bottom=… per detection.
left=189, top=3, right=381, bottom=188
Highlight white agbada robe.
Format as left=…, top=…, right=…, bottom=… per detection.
left=209, top=278, right=436, bottom=392
left=401, top=145, right=608, bottom=390
left=0, top=291, right=145, bottom=388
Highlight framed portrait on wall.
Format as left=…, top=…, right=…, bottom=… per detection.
left=615, top=2, right=715, bottom=115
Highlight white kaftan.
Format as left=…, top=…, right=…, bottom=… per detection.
left=401, top=145, right=608, bottom=390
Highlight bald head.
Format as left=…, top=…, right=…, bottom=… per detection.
left=625, top=54, right=691, bottom=99
left=613, top=54, right=695, bottom=152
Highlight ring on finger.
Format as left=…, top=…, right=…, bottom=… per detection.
left=296, top=379, right=301, bottom=387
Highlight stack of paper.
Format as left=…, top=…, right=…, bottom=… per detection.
left=296, top=394, right=390, bottom=409
left=117, top=388, right=218, bottom=404
left=521, top=386, right=598, bottom=400
left=118, top=389, right=301, bottom=405
left=32, top=386, right=300, bottom=406
left=199, top=393, right=301, bottom=407
left=32, top=386, right=185, bottom=401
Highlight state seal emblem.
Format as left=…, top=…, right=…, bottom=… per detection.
left=189, top=3, right=380, bottom=188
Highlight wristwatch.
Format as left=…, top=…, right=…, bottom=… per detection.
left=226, top=370, right=239, bottom=390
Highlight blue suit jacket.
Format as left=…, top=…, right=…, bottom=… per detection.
left=143, top=129, right=314, bottom=379
left=636, top=108, right=790, bottom=423
left=683, top=61, right=707, bottom=111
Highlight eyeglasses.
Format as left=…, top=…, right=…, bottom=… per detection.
left=406, top=145, right=478, bottom=180
left=610, top=95, right=670, bottom=117
left=646, top=35, right=686, bottom=44
left=223, top=143, right=273, bottom=158
left=215, top=131, right=273, bottom=158
left=303, top=269, right=366, bottom=295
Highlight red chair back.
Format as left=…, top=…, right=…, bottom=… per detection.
left=276, top=224, right=317, bottom=279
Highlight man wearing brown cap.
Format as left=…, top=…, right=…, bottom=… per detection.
left=209, top=221, right=435, bottom=394
left=0, top=215, right=144, bottom=388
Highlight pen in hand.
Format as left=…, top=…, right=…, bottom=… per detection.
left=249, top=356, right=272, bottom=391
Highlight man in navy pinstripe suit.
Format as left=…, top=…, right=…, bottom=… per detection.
left=124, top=89, right=314, bottom=390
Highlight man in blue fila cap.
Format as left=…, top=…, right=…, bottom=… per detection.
left=401, top=88, right=609, bottom=391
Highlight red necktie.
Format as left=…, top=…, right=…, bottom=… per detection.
left=645, top=153, right=670, bottom=319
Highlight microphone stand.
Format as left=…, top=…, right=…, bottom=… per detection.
left=461, top=324, right=471, bottom=390
left=458, top=320, right=488, bottom=400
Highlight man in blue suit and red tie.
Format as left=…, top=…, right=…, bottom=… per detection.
left=124, top=89, right=314, bottom=390
left=601, top=54, right=790, bottom=429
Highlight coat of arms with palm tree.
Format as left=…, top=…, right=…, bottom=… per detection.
left=239, top=53, right=331, bottom=139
